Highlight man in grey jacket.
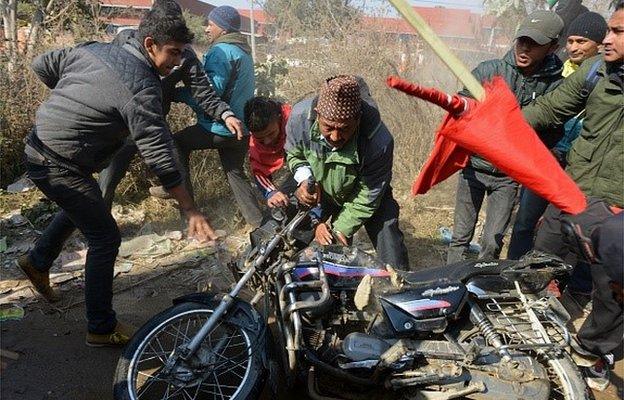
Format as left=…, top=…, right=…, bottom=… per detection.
left=98, top=0, right=244, bottom=206
left=17, top=9, right=217, bottom=347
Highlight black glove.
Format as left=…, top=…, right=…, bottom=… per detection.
left=560, top=197, right=614, bottom=264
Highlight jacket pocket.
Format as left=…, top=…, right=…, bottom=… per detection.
left=569, top=136, right=597, bottom=162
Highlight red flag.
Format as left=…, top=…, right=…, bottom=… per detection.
left=387, top=76, right=587, bottom=215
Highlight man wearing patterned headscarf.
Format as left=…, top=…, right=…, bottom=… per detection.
left=285, top=75, right=409, bottom=269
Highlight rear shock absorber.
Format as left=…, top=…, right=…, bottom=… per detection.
left=469, top=301, right=512, bottom=361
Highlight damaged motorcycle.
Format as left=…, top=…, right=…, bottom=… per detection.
left=113, top=196, right=590, bottom=400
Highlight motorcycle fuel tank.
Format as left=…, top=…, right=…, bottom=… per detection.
left=381, top=283, right=467, bottom=334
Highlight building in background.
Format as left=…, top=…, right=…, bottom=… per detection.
left=99, top=0, right=254, bottom=34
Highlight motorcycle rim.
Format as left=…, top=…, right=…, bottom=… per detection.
left=126, top=308, right=254, bottom=400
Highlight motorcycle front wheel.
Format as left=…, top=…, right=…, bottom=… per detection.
left=113, top=301, right=266, bottom=400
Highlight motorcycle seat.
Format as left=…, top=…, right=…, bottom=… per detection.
left=399, top=259, right=518, bottom=286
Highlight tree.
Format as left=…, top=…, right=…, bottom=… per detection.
left=263, top=0, right=360, bottom=38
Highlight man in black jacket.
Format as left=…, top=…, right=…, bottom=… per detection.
left=447, top=10, right=564, bottom=264
left=17, top=9, right=217, bottom=347
left=98, top=0, right=243, bottom=206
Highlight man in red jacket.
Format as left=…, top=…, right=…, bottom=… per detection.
left=244, top=97, right=294, bottom=208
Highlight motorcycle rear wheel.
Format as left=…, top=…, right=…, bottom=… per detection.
left=113, top=301, right=266, bottom=400
left=459, top=327, right=592, bottom=400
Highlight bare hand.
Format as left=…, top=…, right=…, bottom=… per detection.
left=314, top=223, right=334, bottom=245
left=267, top=191, right=289, bottom=208
left=334, top=230, right=348, bottom=246
left=225, top=116, right=244, bottom=140
left=185, top=209, right=218, bottom=242
left=295, top=179, right=320, bottom=207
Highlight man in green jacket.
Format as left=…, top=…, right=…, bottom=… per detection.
left=447, top=10, right=565, bottom=264
left=285, top=75, right=409, bottom=269
left=524, top=2, right=623, bottom=295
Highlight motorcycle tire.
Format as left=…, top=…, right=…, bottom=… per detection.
left=113, top=301, right=266, bottom=400
left=459, top=326, right=592, bottom=400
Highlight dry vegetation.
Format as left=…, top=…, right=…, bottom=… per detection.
left=0, top=2, right=501, bottom=267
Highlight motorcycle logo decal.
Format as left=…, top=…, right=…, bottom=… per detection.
left=293, top=262, right=391, bottom=279
left=474, top=261, right=498, bottom=268
left=421, top=285, right=460, bottom=297
left=395, top=298, right=452, bottom=313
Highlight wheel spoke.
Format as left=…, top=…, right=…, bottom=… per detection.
left=130, top=310, right=253, bottom=400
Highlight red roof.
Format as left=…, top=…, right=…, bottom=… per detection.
left=238, top=9, right=269, bottom=24
left=412, top=6, right=478, bottom=39
left=100, top=0, right=151, bottom=8
left=102, top=16, right=142, bottom=26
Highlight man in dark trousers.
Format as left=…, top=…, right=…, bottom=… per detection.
left=17, top=8, right=217, bottom=347
left=447, top=10, right=565, bottom=264
left=524, top=1, right=623, bottom=297
left=98, top=0, right=243, bottom=206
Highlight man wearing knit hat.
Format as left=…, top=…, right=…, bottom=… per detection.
left=508, top=10, right=607, bottom=261
left=158, top=4, right=263, bottom=227
left=564, top=11, right=608, bottom=75
left=286, top=75, right=409, bottom=269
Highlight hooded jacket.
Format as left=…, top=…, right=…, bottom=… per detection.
left=178, top=32, right=254, bottom=136
left=29, top=39, right=182, bottom=188
left=461, top=50, right=564, bottom=174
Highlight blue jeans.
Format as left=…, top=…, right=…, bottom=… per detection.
left=508, top=188, right=549, bottom=259
left=26, top=160, right=119, bottom=334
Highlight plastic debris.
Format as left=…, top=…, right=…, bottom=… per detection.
left=166, top=231, right=183, bottom=241
left=439, top=227, right=481, bottom=254
left=114, top=260, right=133, bottom=277
left=55, top=250, right=87, bottom=272
left=5, top=211, right=28, bottom=227
left=6, top=177, right=35, bottom=194
left=0, top=237, right=6, bottom=253
left=4, top=240, right=34, bottom=255
left=0, top=306, right=24, bottom=322
left=119, top=233, right=172, bottom=258
left=50, top=272, right=78, bottom=285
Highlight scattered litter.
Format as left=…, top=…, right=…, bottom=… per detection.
left=5, top=240, right=34, bottom=255
left=6, top=177, right=35, bottom=193
left=5, top=211, right=28, bottom=227
left=166, top=231, right=183, bottom=241
left=114, top=260, right=134, bottom=277
left=181, top=239, right=217, bottom=252
left=0, top=306, right=24, bottom=322
left=439, top=227, right=481, bottom=254
left=50, top=272, right=78, bottom=285
left=111, top=205, right=146, bottom=225
left=119, top=233, right=172, bottom=258
left=0, top=237, right=6, bottom=253
left=54, top=250, right=87, bottom=272
left=0, top=281, right=22, bottom=295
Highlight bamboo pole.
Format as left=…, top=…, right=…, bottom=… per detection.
left=388, top=0, right=486, bottom=101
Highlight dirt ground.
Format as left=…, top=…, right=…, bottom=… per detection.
left=1, top=185, right=622, bottom=400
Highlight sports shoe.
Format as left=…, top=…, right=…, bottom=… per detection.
left=149, top=185, right=172, bottom=199
left=86, top=321, right=136, bottom=347
left=15, top=255, right=61, bottom=303
left=583, top=358, right=611, bottom=391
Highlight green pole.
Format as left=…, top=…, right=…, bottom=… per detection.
left=388, top=0, right=486, bottom=101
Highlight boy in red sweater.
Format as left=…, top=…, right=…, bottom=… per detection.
left=244, top=97, right=293, bottom=208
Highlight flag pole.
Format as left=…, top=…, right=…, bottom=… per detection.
left=388, top=0, right=485, bottom=101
